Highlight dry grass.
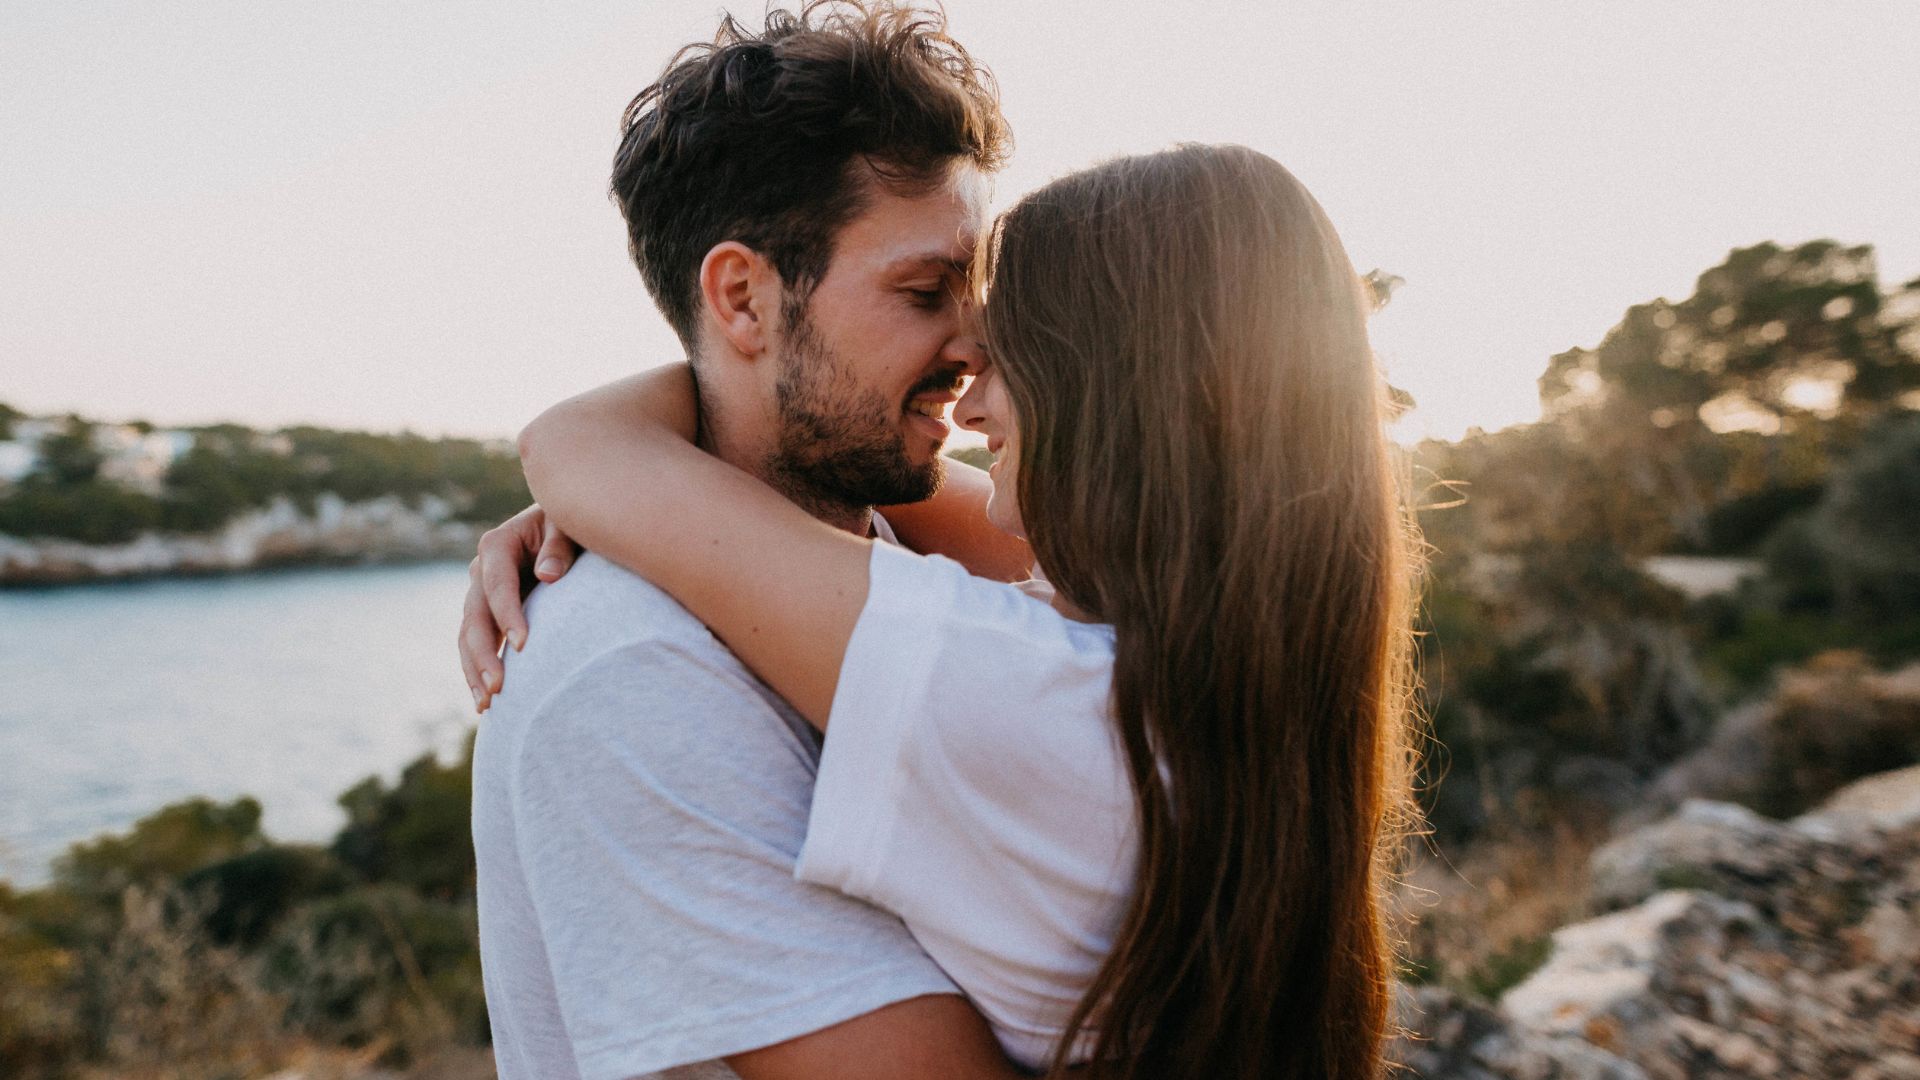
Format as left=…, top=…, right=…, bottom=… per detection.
left=38, top=884, right=491, bottom=1080
left=80, top=886, right=292, bottom=1080
left=1397, top=816, right=1609, bottom=1000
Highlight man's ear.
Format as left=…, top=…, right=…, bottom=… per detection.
left=698, top=242, right=780, bottom=359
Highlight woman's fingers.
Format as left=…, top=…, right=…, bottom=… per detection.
left=459, top=503, right=558, bottom=712
left=478, top=519, right=536, bottom=653
left=534, top=518, right=578, bottom=582
left=460, top=557, right=504, bottom=712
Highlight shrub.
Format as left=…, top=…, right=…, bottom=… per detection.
left=0, top=478, right=163, bottom=544
left=332, top=740, right=476, bottom=902
left=263, top=885, right=486, bottom=1056
left=55, top=797, right=267, bottom=906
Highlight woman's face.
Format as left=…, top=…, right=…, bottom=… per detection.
left=954, top=360, right=1025, bottom=539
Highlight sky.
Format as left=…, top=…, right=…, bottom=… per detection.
left=4, top=1, right=1917, bottom=444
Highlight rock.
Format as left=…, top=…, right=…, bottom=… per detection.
left=1638, top=697, right=1775, bottom=823
left=1587, top=799, right=1826, bottom=912
left=1392, top=986, right=1648, bottom=1080
left=1852, top=900, right=1920, bottom=966
left=1855, top=1054, right=1920, bottom=1080
left=1646, top=658, right=1920, bottom=823
left=1401, top=767, right=1920, bottom=1077
left=1797, top=762, right=1920, bottom=838
left=1499, top=890, right=1763, bottom=1037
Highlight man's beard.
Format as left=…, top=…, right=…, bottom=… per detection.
left=766, top=303, right=949, bottom=514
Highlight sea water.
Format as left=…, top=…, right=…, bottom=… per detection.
left=0, top=562, right=478, bottom=886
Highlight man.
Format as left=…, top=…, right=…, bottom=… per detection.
left=463, top=4, right=1031, bottom=1078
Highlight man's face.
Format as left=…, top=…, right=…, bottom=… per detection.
left=765, top=163, right=990, bottom=509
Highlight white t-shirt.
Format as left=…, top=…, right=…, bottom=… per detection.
left=795, top=541, right=1136, bottom=1069
left=473, top=538, right=958, bottom=1080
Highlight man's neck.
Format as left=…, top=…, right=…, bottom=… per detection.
left=774, top=485, right=875, bottom=538
left=697, top=420, right=876, bottom=539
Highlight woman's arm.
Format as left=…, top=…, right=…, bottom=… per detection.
left=517, top=364, right=869, bottom=730
left=877, top=460, right=1032, bottom=583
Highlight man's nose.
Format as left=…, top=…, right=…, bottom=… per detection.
left=942, top=313, right=986, bottom=374
left=954, top=371, right=988, bottom=431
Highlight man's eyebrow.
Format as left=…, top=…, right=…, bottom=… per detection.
left=884, top=252, right=972, bottom=277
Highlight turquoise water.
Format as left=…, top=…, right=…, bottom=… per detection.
left=0, top=562, right=477, bottom=886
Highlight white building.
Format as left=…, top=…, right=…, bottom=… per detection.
left=0, top=441, right=35, bottom=484
left=95, top=427, right=196, bottom=495
left=7, top=417, right=62, bottom=444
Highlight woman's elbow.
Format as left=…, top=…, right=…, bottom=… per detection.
left=515, top=404, right=574, bottom=500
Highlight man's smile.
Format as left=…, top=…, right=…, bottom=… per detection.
left=903, top=372, right=965, bottom=441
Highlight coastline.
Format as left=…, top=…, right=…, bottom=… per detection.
left=0, top=492, right=483, bottom=588
left=0, top=550, right=475, bottom=591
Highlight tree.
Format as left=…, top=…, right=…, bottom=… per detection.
left=1532, top=241, right=1919, bottom=552
left=35, top=419, right=103, bottom=485
left=1759, top=413, right=1920, bottom=623
left=1543, top=241, right=1918, bottom=435
left=0, top=479, right=163, bottom=544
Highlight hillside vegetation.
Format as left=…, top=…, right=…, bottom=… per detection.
left=0, top=417, right=529, bottom=547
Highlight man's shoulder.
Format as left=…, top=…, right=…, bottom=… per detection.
left=504, top=553, right=727, bottom=687
left=525, top=551, right=705, bottom=643
left=486, top=552, right=810, bottom=754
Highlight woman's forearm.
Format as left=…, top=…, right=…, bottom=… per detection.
left=516, top=367, right=700, bottom=577
left=514, top=364, right=871, bottom=729
left=878, top=461, right=1033, bottom=582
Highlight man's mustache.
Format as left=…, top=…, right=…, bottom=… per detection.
left=907, top=369, right=967, bottom=399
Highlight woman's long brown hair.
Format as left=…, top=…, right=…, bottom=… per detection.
left=980, top=144, right=1420, bottom=1080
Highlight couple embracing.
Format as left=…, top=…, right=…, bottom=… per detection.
left=458, top=3, right=1420, bottom=1078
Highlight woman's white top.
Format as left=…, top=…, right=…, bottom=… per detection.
left=795, top=541, right=1136, bottom=1069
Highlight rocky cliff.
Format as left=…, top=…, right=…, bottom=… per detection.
left=0, top=493, right=480, bottom=585
left=1396, top=764, right=1920, bottom=1078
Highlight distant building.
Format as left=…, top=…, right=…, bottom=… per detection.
left=95, top=426, right=196, bottom=495
left=8, top=418, right=62, bottom=445
left=90, top=424, right=143, bottom=456
left=0, top=441, right=35, bottom=484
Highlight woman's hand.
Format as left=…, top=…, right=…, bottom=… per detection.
left=459, top=503, right=580, bottom=713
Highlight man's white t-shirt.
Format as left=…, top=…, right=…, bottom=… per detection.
left=797, top=541, right=1136, bottom=1069
left=473, top=516, right=960, bottom=1080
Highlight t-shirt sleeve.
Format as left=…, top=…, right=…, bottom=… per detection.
left=508, top=639, right=957, bottom=1080
left=796, top=542, right=1123, bottom=919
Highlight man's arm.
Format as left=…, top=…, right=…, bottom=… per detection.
left=728, top=994, right=1027, bottom=1080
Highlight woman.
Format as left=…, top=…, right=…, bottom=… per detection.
left=464, top=144, right=1419, bottom=1079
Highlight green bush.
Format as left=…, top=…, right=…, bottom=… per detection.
left=55, top=797, right=266, bottom=905
left=332, top=737, right=476, bottom=901
left=0, top=478, right=163, bottom=544
left=35, top=423, right=103, bottom=485
left=1464, top=934, right=1553, bottom=1001
left=179, top=845, right=350, bottom=949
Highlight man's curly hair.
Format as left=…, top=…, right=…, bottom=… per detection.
left=612, top=1, right=1010, bottom=350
